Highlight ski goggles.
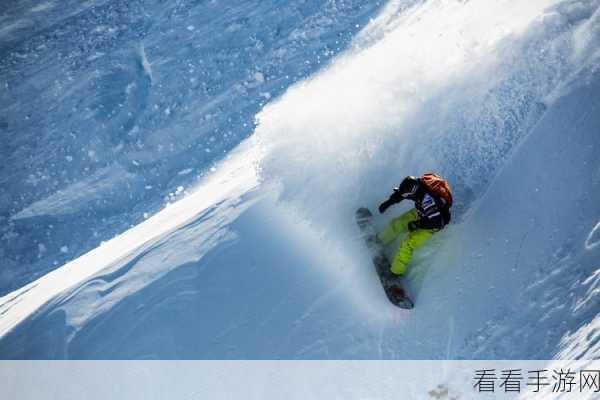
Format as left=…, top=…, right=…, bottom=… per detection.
left=401, top=184, right=418, bottom=198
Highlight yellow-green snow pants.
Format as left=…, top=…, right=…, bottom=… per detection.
left=377, top=209, right=436, bottom=275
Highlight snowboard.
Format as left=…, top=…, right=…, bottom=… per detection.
left=355, top=207, right=414, bottom=309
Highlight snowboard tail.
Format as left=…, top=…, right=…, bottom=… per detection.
left=355, top=207, right=414, bottom=309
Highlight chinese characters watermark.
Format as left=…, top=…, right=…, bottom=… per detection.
left=474, top=368, right=600, bottom=394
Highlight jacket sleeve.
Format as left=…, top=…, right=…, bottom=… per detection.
left=382, top=189, right=404, bottom=206
left=388, top=188, right=405, bottom=203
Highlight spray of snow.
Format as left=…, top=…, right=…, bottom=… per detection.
left=1, top=0, right=599, bottom=360
left=255, top=0, right=600, bottom=323
left=256, top=0, right=594, bottom=226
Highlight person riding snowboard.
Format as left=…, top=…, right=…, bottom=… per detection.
left=377, top=173, right=453, bottom=277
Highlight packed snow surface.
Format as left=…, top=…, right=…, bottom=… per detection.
left=1, top=0, right=599, bottom=360
left=1, top=0, right=382, bottom=295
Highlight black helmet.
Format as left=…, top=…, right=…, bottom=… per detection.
left=398, top=176, right=420, bottom=198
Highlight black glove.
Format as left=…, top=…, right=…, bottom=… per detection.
left=379, top=189, right=404, bottom=214
left=390, top=187, right=404, bottom=202
left=407, top=221, right=419, bottom=232
left=378, top=200, right=393, bottom=214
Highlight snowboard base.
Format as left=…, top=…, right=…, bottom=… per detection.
left=355, top=207, right=414, bottom=309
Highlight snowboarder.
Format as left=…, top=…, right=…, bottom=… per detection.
left=377, top=173, right=453, bottom=276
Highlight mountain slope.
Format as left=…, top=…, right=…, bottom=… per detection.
left=1, top=0, right=599, bottom=359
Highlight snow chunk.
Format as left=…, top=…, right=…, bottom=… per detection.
left=585, top=221, right=600, bottom=250
left=254, top=72, right=265, bottom=84
left=177, top=168, right=193, bottom=176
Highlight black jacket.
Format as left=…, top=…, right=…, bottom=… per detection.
left=384, top=184, right=451, bottom=230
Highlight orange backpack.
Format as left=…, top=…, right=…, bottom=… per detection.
left=421, top=173, right=453, bottom=207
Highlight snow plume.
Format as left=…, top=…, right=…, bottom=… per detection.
left=255, top=0, right=598, bottom=229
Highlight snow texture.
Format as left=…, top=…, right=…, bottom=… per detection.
left=0, top=0, right=383, bottom=295
left=0, top=0, right=599, bottom=361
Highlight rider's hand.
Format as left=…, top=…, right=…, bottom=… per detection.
left=390, top=187, right=403, bottom=202
left=378, top=200, right=392, bottom=214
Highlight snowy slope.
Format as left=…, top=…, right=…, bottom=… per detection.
left=0, top=0, right=384, bottom=295
left=1, top=0, right=599, bottom=360
left=416, top=69, right=600, bottom=359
